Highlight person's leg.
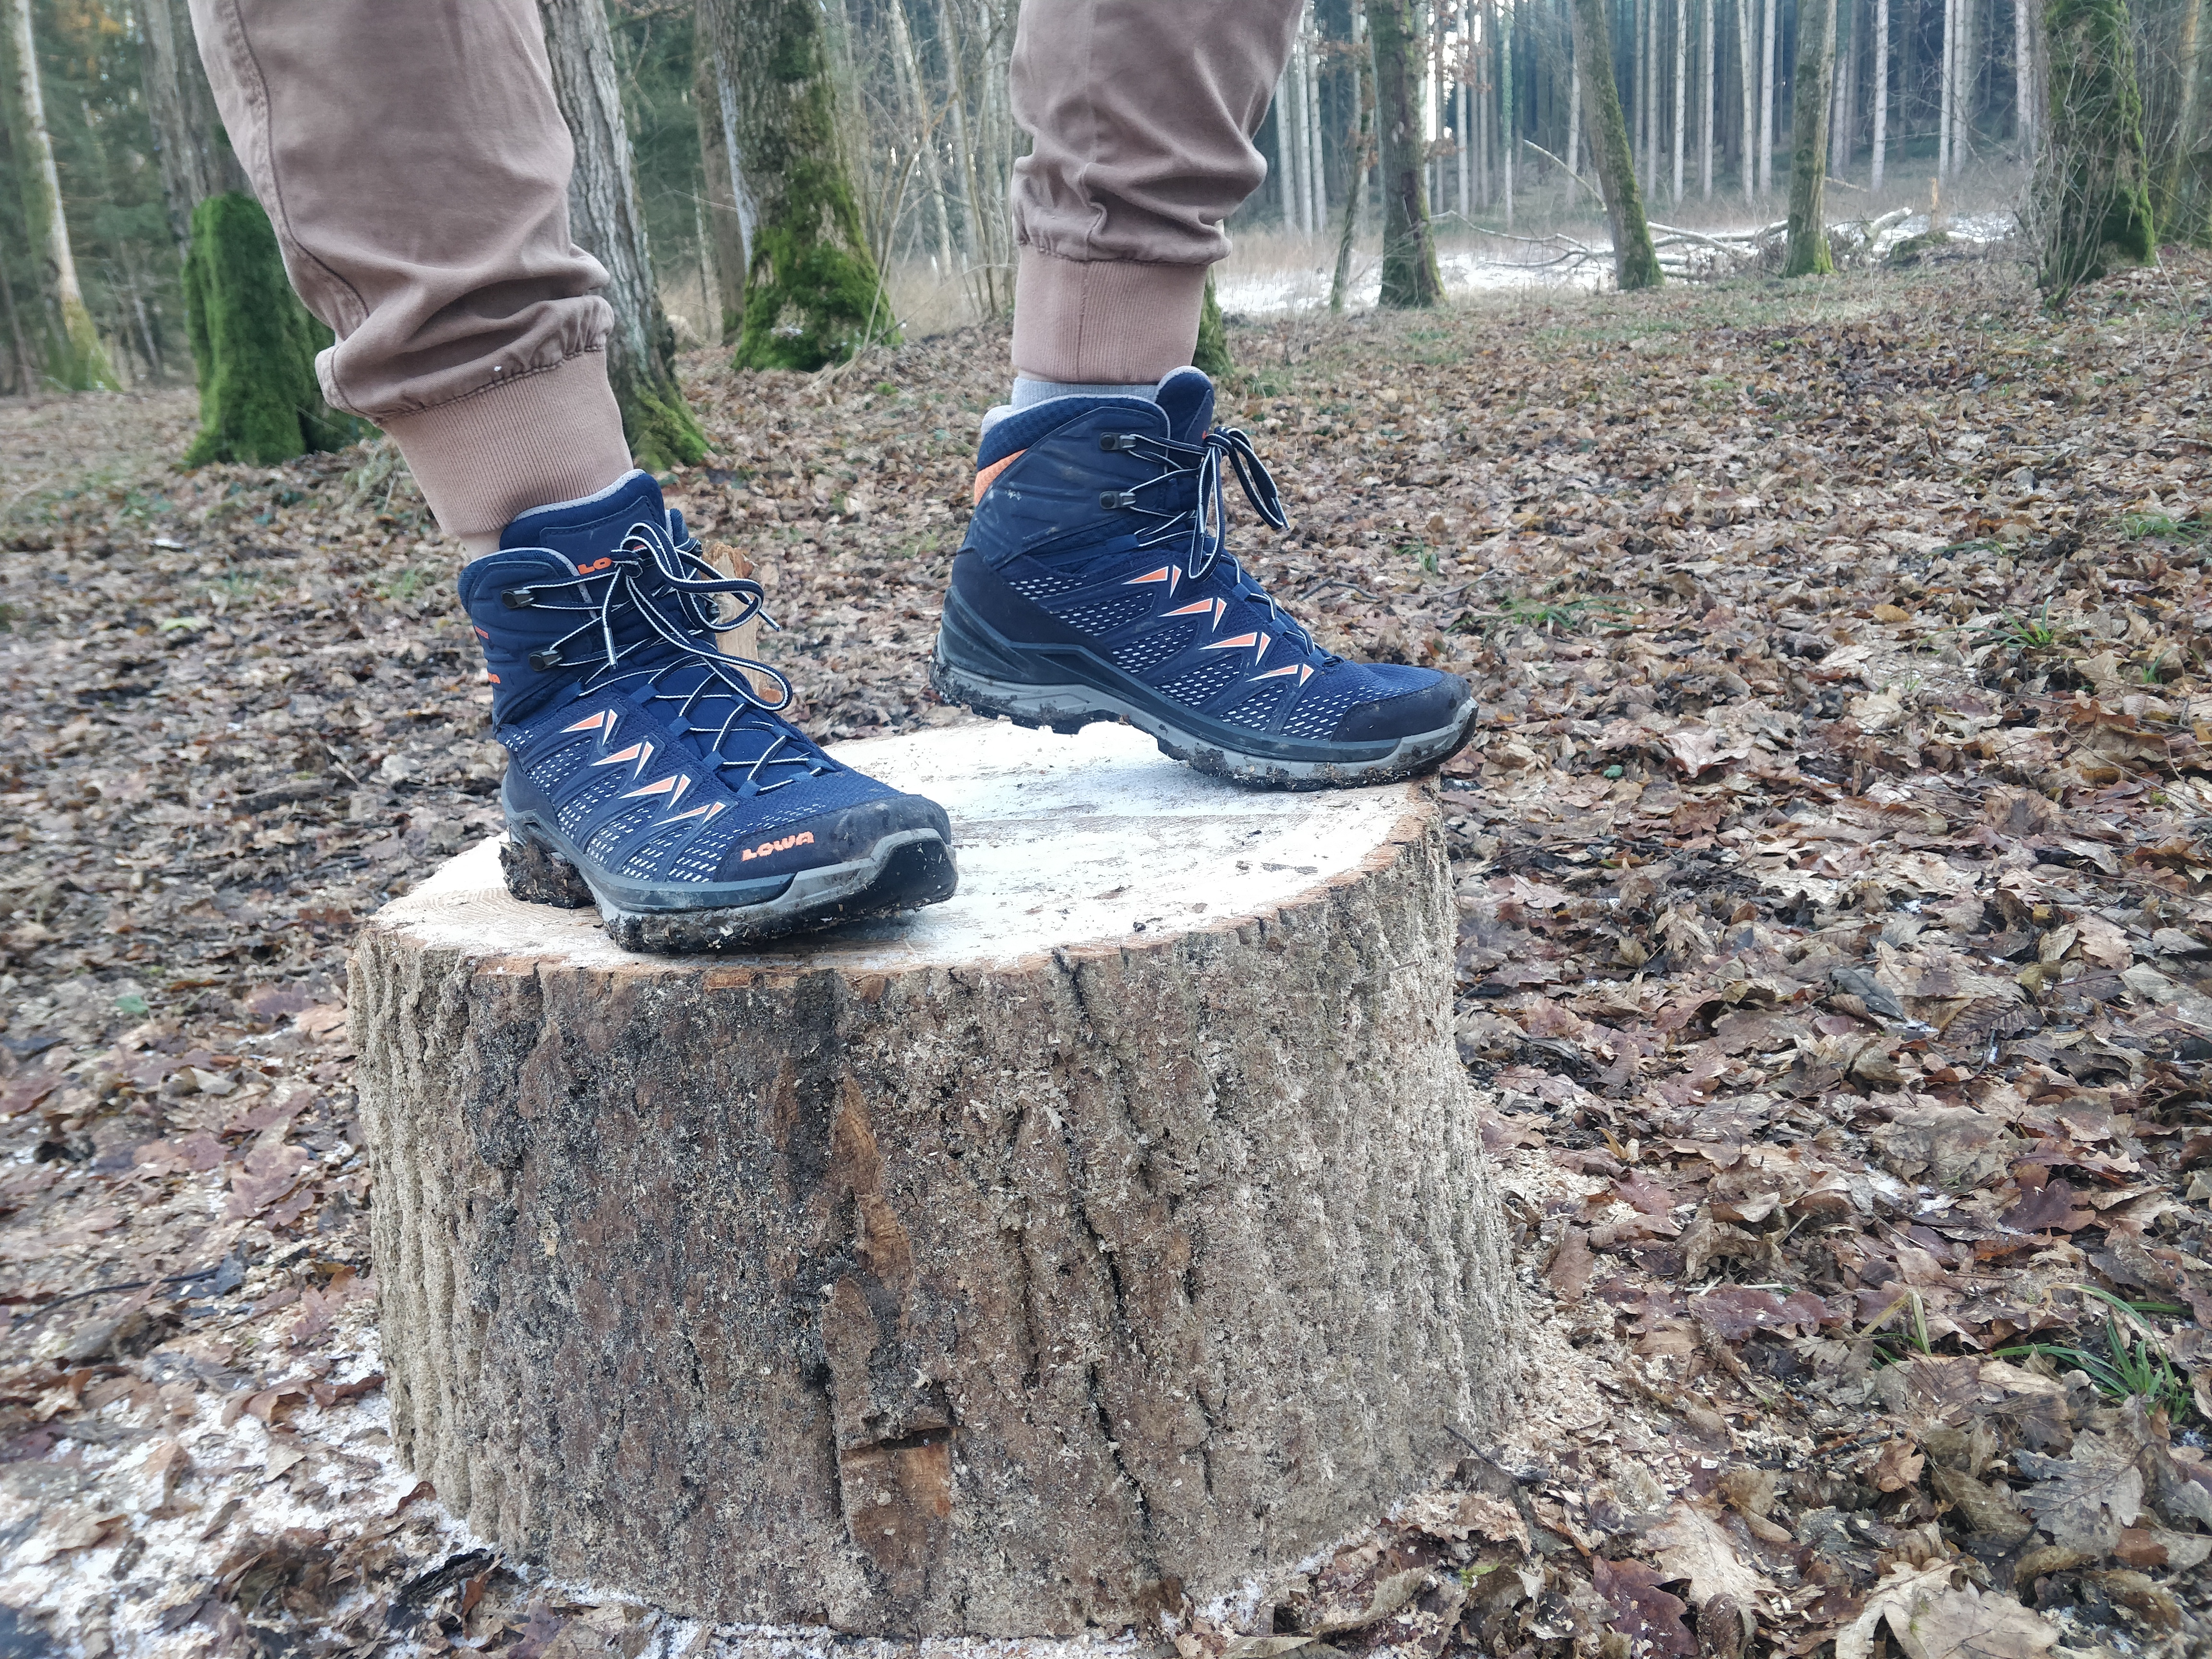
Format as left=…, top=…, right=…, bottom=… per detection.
left=188, top=0, right=957, bottom=944
left=1006, top=0, right=1301, bottom=397
left=936, top=3, right=1479, bottom=788
left=186, top=0, right=630, bottom=554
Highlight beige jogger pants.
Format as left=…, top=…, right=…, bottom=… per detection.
left=188, top=0, right=1298, bottom=538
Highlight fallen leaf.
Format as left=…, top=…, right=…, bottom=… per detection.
left=1834, top=1561, right=2057, bottom=1659
left=1591, top=1554, right=1695, bottom=1654
left=2014, top=1424, right=2147, bottom=1554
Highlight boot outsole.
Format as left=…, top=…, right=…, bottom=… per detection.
left=501, top=818, right=958, bottom=952
left=930, top=655, right=1477, bottom=791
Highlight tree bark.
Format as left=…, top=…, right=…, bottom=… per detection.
left=1568, top=57, right=1584, bottom=179
left=537, top=0, right=704, bottom=470
left=1569, top=0, right=1663, bottom=285
left=6, top=0, right=114, bottom=390
left=1784, top=0, right=1838, bottom=273
left=1368, top=0, right=1445, bottom=304
left=1673, top=0, right=1687, bottom=198
left=1940, top=0, right=1956, bottom=179
left=886, top=0, right=956, bottom=286
left=353, top=725, right=1523, bottom=1634
left=2154, top=0, right=2202, bottom=225
left=2036, top=0, right=2156, bottom=302
left=2013, top=0, right=2037, bottom=157
left=699, top=0, right=895, bottom=368
left=1873, top=0, right=1889, bottom=187
left=138, top=0, right=246, bottom=252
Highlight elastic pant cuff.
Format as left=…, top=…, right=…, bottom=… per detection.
left=1010, top=248, right=1210, bottom=385
left=376, top=351, right=633, bottom=540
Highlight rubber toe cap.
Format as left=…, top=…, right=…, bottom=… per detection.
left=1333, top=672, right=1476, bottom=744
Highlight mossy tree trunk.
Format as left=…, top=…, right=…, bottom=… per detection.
left=1567, top=0, right=1663, bottom=289
left=701, top=0, right=897, bottom=371
left=1783, top=0, right=1839, bottom=276
left=5, top=0, right=115, bottom=390
left=538, top=0, right=706, bottom=471
left=2036, top=0, right=2156, bottom=304
left=1365, top=0, right=1443, bottom=308
left=182, top=193, right=361, bottom=465
left=2153, top=0, right=2207, bottom=241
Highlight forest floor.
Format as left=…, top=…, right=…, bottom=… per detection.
left=3, top=241, right=2212, bottom=1658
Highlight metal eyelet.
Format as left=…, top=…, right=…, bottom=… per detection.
left=1099, top=433, right=1139, bottom=452
left=1099, top=490, right=1138, bottom=510
left=500, top=588, right=535, bottom=610
left=528, top=649, right=563, bottom=671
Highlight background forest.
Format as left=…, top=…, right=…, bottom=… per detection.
left=3, top=0, right=2208, bottom=401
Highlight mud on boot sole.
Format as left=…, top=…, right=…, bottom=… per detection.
left=504, top=817, right=957, bottom=952
left=502, top=833, right=597, bottom=908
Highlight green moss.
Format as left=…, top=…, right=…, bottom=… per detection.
left=625, top=380, right=709, bottom=472
left=2039, top=0, right=2156, bottom=304
left=1567, top=0, right=1662, bottom=290
left=1782, top=0, right=1838, bottom=278
left=1194, top=273, right=1231, bottom=378
left=182, top=193, right=364, bottom=466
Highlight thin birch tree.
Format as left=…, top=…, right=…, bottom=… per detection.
left=1759, top=0, right=1777, bottom=193
left=1738, top=0, right=1758, bottom=198
left=5, top=0, right=113, bottom=389
left=1873, top=0, right=1889, bottom=186
left=1673, top=0, right=1688, bottom=198
left=1701, top=0, right=1716, bottom=193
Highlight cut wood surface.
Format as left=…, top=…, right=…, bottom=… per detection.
left=351, top=720, right=1522, bottom=1633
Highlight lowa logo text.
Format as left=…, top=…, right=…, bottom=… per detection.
left=740, top=831, right=816, bottom=862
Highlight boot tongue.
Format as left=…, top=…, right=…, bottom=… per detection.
left=500, top=468, right=667, bottom=568
left=1154, top=367, right=1215, bottom=445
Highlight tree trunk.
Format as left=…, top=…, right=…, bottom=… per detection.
left=2155, top=0, right=2202, bottom=224
left=353, top=722, right=1522, bottom=1633
left=1738, top=0, right=1758, bottom=197
left=1500, top=0, right=1515, bottom=225
left=700, top=0, right=895, bottom=369
left=1194, top=272, right=1230, bottom=376
left=1459, top=0, right=1473, bottom=212
left=887, top=0, right=956, bottom=287
left=1569, top=0, right=1663, bottom=284
left=1368, top=0, right=1445, bottom=304
left=1309, top=13, right=1329, bottom=235
left=138, top=0, right=246, bottom=251
left=1701, top=0, right=1716, bottom=191
left=1874, top=0, right=1889, bottom=186
left=2037, top=0, right=2156, bottom=301
left=1673, top=0, right=1688, bottom=197
left=6, top=0, right=114, bottom=390
left=1940, top=0, right=1956, bottom=179
left=1758, top=0, right=1777, bottom=192
left=696, top=49, right=750, bottom=342
left=1568, top=57, right=1584, bottom=178
left=538, top=0, right=704, bottom=469
left=2014, top=0, right=2037, bottom=156
left=1785, top=0, right=1838, bottom=272
left=1334, top=12, right=1376, bottom=309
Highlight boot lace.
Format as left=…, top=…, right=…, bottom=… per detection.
left=498, top=517, right=832, bottom=795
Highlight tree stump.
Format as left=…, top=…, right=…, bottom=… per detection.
left=351, top=721, right=1522, bottom=1635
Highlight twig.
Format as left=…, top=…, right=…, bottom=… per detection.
left=1520, top=141, right=1605, bottom=204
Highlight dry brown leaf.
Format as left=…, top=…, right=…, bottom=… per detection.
left=1833, top=1562, right=2058, bottom=1659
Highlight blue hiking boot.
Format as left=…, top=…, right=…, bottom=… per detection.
left=930, top=368, right=1478, bottom=788
left=460, top=470, right=956, bottom=952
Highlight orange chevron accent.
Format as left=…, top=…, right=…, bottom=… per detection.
left=563, top=711, right=609, bottom=733
left=1164, top=599, right=1215, bottom=617
left=592, top=740, right=654, bottom=777
left=1299, top=663, right=1315, bottom=684
left=1170, top=566, right=1183, bottom=594
left=1251, top=664, right=1303, bottom=680
left=661, top=800, right=724, bottom=825
left=1204, top=632, right=1261, bottom=651
left=1211, top=598, right=1227, bottom=629
left=973, top=449, right=1025, bottom=504
left=1255, top=633, right=1273, bottom=664
left=1126, top=566, right=1175, bottom=586
left=623, top=773, right=688, bottom=801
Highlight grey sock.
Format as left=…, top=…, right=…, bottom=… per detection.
left=1010, top=375, right=1156, bottom=409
